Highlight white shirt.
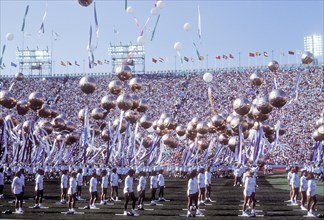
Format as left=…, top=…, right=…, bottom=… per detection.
left=123, top=175, right=133, bottom=193
left=205, top=171, right=211, bottom=185
left=300, top=175, right=308, bottom=191
left=89, top=177, right=98, bottom=192
left=101, top=175, right=109, bottom=188
left=290, top=173, right=299, bottom=188
left=76, top=173, right=83, bottom=186
left=20, top=174, right=25, bottom=187
left=287, top=171, right=292, bottom=184
left=307, top=179, right=316, bottom=196
left=110, top=173, right=119, bottom=186
left=61, top=174, right=68, bottom=188
left=187, top=177, right=198, bottom=195
left=35, top=174, right=44, bottom=191
left=244, top=177, right=255, bottom=194
left=68, top=177, right=77, bottom=195
left=150, top=175, right=158, bottom=188
left=197, top=173, right=206, bottom=188
left=137, top=176, right=146, bottom=191
left=11, top=176, right=22, bottom=194
left=157, top=174, right=165, bottom=187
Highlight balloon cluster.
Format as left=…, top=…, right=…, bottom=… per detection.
left=313, top=110, right=324, bottom=142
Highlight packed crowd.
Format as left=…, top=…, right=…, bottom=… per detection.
left=0, top=66, right=323, bottom=166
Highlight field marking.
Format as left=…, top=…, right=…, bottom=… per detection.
left=13, top=212, right=24, bottom=215
left=237, top=210, right=263, bottom=213
left=179, top=214, right=205, bottom=217
left=239, top=204, right=260, bottom=206
left=182, top=209, right=206, bottom=211
left=138, top=208, right=154, bottom=211
left=115, top=213, right=139, bottom=217
left=303, top=215, right=316, bottom=218
left=61, top=211, right=85, bottom=215
left=144, top=203, right=163, bottom=206
left=238, top=214, right=264, bottom=217
left=28, top=206, right=49, bottom=209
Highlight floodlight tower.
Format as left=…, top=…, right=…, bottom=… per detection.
left=304, top=35, right=323, bottom=65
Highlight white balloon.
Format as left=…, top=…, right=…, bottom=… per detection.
left=174, top=42, right=183, bottom=51
left=177, top=134, right=186, bottom=141
left=156, top=0, right=165, bottom=9
left=137, top=36, right=145, bottom=45
left=203, top=72, right=213, bottom=83
left=150, top=7, right=159, bottom=16
left=126, top=6, right=134, bottom=14
left=183, top=23, right=192, bottom=32
left=6, top=33, right=14, bottom=41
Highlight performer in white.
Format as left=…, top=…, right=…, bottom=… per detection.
left=299, top=169, right=308, bottom=211
left=204, top=166, right=212, bottom=202
left=150, top=171, right=158, bottom=205
left=110, top=168, right=119, bottom=201
left=67, top=171, right=77, bottom=214
left=33, top=168, right=45, bottom=208
left=290, top=167, right=299, bottom=205
left=137, top=171, right=147, bottom=210
left=11, top=171, right=23, bottom=213
left=187, top=169, right=203, bottom=217
left=123, top=169, right=137, bottom=216
left=307, top=172, right=317, bottom=217
left=76, top=168, right=84, bottom=200
left=60, top=169, right=69, bottom=204
left=197, top=168, right=206, bottom=205
left=100, top=169, right=109, bottom=205
left=157, top=169, right=165, bottom=201
left=89, top=172, right=98, bottom=209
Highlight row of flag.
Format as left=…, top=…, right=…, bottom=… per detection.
left=248, top=50, right=301, bottom=57
left=60, top=60, right=109, bottom=66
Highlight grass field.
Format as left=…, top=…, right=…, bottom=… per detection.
left=0, top=173, right=323, bottom=219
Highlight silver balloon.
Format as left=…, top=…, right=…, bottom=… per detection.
left=22, top=120, right=34, bottom=133
left=79, top=76, right=96, bottom=94
left=196, top=122, right=208, bottom=134
left=101, top=95, right=116, bottom=111
left=0, top=90, right=17, bottom=109
left=233, top=97, right=251, bottom=116
left=252, top=107, right=270, bottom=122
left=124, top=110, right=138, bottom=124
left=28, top=92, right=45, bottom=111
left=256, top=96, right=273, bottom=114
left=116, top=93, right=133, bottom=111
left=164, top=117, right=177, bottom=130
left=65, top=121, right=76, bottom=132
left=269, top=89, right=288, bottom=108
left=268, top=60, right=279, bottom=72
left=312, top=130, right=322, bottom=142
left=211, top=114, right=225, bottom=127
left=129, top=78, right=143, bottom=92
left=38, top=120, right=53, bottom=135
left=139, top=115, right=152, bottom=129
left=249, top=72, right=264, bottom=86
left=315, top=117, right=324, bottom=128
left=38, top=103, right=52, bottom=118
left=176, top=125, right=186, bottom=136
left=15, top=72, right=24, bottom=81
left=113, top=118, right=127, bottom=133
left=317, top=125, right=324, bottom=141
left=301, top=52, right=314, bottom=65
left=228, top=136, right=238, bottom=152
left=108, top=80, right=123, bottom=95
left=65, top=132, right=80, bottom=145
left=130, top=94, right=140, bottom=110
left=51, top=116, right=66, bottom=131
left=16, top=100, right=30, bottom=115
left=137, top=99, right=149, bottom=112
left=115, top=65, right=132, bottom=81
left=78, top=0, right=93, bottom=7
left=91, top=108, right=107, bottom=120
left=218, top=133, right=229, bottom=145
left=207, top=121, right=217, bottom=133
left=101, top=129, right=110, bottom=142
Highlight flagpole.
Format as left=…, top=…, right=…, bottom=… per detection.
left=238, top=52, right=241, bottom=69
left=51, top=30, right=54, bottom=76
left=206, top=54, right=209, bottom=70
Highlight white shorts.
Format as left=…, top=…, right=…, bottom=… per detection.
left=307, top=190, right=316, bottom=197
left=244, top=190, right=252, bottom=197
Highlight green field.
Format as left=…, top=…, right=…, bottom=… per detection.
left=0, top=173, right=323, bottom=219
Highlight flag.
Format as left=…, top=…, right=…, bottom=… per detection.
left=249, top=52, right=255, bottom=57
left=288, top=51, right=295, bottom=55
left=297, top=50, right=302, bottom=55
left=113, top=28, right=119, bottom=35
left=52, top=31, right=60, bottom=40
left=229, top=54, right=234, bottom=59
left=75, top=61, right=80, bottom=66
left=67, top=61, right=72, bottom=65
left=11, top=62, right=17, bottom=67
left=184, top=56, right=189, bottom=62
left=60, top=61, right=66, bottom=66
left=94, top=2, right=99, bottom=38
left=104, top=59, right=110, bottom=64
left=21, top=5, right=29, bottom=32
left=159, top=57, right=165, bottom=62
left=215, top=55, right=221, bottom=60
left=256, top=52, right=261, bottom=56
left=38, top=7, right=47, bottom=34
left=97, top=60, right=103, bottom=65
left=3, top=63, right=6, bottom=68
left=264, top=51, right=268, bottom=57
left=222, top=55, right=228, bottom=59
left=152, top=58, right=157, bottom=63
left=198, top=6, right=201, bottom=39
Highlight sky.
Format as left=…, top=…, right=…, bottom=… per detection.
left=0, top=0, right=323, bottom=76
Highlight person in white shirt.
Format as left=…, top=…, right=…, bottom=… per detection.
left=123, top=169, right=137, bottom=216
left=242, top=171, right=255, bottom=217
left=307, top=172, right=317, bottom=217
left=100, top=169, right=108, bottom=205
left=89, top=172, right=98, bottom=209
left=204, top=167, right=212, bottom=202
left=197, top=168, right=206, bottom=205
left=60, top=169, right=68, bottom=204
left=110, top=168, right=119, bottom=201
left=157, top=169, right=165, bottom=201
left=290, top=167, right=299, bottom=205
left=76, top=168, right=83, bottom=200
left=67, top=171, right=77, bottom=214
left=299, top=170, right=308, bottom=210
left=11, top=171, right=23, bottom=213
left=150, top=170, right=158, bottom=205
left=137, top=171, right=147, bottom=210
left=33, top=168, right=44, bottom=208
left=19, top=168, right=25, bottom=201
left=0, top=167, right=4, bottom=198
left=187, top=169, right=203, bottom=217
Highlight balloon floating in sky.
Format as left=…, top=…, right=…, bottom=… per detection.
left=183, top=23, right=192, bottom=32
left=301, top=52, right=314, bottom=64
left=126, top=6, right=134, bottom=14
left=6, top=33, right=14, bottom=41
left=78, top=0, right=93, bottom=7
left=268, top=60, right=279, bottom=72
left=203, top=72, right=213, bottom=83
left=150, top=7, right=159, bottom=16
left=174, top=42, right=183, bottom=51
left=156, top=0, right=165, bottom=9
left=137, top=36, right=145, bottom=45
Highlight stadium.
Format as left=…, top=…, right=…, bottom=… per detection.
left=0, top=0, right=324, bottom=219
